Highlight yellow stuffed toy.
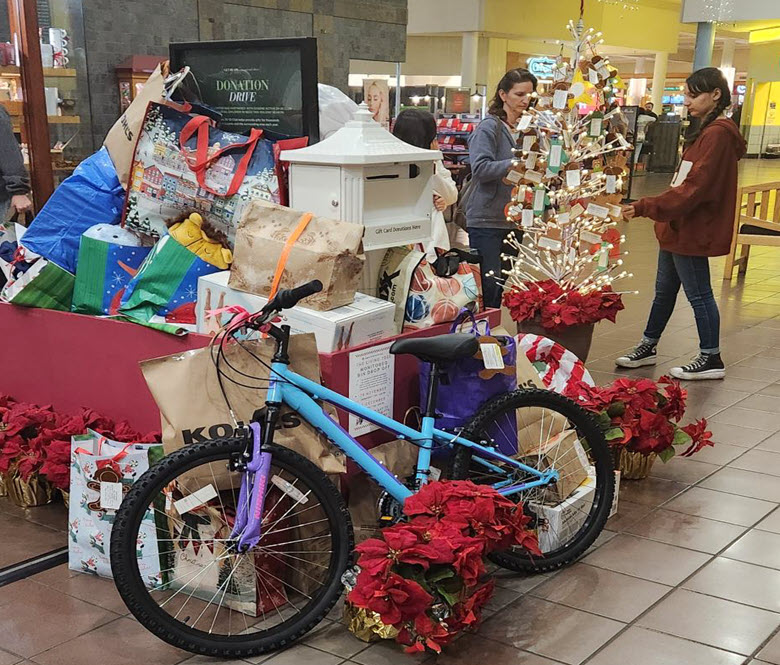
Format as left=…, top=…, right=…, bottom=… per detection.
left=169, top=213, right=233, bottom=269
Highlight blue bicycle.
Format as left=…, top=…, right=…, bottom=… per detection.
left=111, top=280, right=614, bottom=658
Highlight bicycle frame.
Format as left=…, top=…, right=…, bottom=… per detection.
left=266, top=362, right=558, bottom=504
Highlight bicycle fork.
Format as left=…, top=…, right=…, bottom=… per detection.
left=231, top=420, right=272, bottom=552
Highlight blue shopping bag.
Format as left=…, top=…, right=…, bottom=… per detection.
left=21, top=148, right=126, bottom=273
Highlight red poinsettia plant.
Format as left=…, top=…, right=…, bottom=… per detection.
left=0, top=394, right=159, bottom=489
left=347, top=480, right=541, bottom=654
left=563, top=377, right=713, bottom=461
left=503, top=279, right=624, bottom=332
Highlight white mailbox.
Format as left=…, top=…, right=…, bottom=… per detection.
left=281, top=103, right=441, bottom=253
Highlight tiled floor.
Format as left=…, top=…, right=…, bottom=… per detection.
left=1, top=159, right=780, bottom=664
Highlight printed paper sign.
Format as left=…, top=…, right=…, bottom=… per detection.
left=525, top=170, right=543, bottom=184
left=538, top=236, right=562, bottom=252
left=570, top=203, right=585, bottom=218
left=671, top=160, right=693, bottom=188
left=506, top=169, right=523, bottom=184
left=525, top=151, right=538, bottom=170
left=586, top=202, right=609, bottom=219
left=533, top=188, right=546, bottom=212
left=549, top=143, right=563, bottom=170
left=607, top=203, right=623, bottom=219
left=558, top=212, right=571, bottom=226
left=174, top=484, right=219, bottom=515
left=480, top=343, right=505, bottom=370
left=588, top=115, right=603, bottom=137
left=606, top=174, right=617, bottom=194
left=580, top=230, right=602, bottom=245
left=588, top=68, right=599, bottom=85
left=553, top=88, right=569, bottom=109
left=566, top=169, right=581, bottom=188
left=349, top=342, right=395, bottom=436
left=100, top=482, right=124, bottom=511
left=522, top=209, right=534, bottom=228
left=522, top=134, right=535, bottom=152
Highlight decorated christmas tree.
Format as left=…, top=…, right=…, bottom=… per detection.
left=502, top=19, right=636, bottom=336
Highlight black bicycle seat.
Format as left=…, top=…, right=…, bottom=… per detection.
left=389, top=333, right=479, bottom=364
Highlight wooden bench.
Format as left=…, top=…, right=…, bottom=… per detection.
left=723, top=181, right=780, bottom=279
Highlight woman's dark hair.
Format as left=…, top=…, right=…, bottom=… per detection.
left=488, top=68, right=538, bottom=121
left=392, top=108, right=437, bottom=149
left=685, top=67, right=731, bottom=144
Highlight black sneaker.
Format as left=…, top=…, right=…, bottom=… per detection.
left=670, top=353, right=725, bottom=381
left=615, top=342, right=658, bottom=368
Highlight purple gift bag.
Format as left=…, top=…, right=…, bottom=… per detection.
left=419, top=309, right=517, bottom=452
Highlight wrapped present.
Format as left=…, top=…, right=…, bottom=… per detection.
left=1, top=258, right=75, bottom=311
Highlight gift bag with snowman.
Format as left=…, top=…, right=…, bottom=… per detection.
left=67, top=430, right=165, bottom=585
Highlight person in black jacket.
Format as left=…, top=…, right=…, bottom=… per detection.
left=0, top=106, right=32, bottom=219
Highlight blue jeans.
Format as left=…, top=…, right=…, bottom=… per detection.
left=643, top=250, right=720, bottom=354
left=467, top=227, right=520, bottom=309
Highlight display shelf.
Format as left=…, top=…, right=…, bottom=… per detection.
left=0, top=66, right=77, bottom=78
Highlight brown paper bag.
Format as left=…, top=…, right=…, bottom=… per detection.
left=229, top=200, right=365, bottom=311
left=139, top=334, right=346, bottom=474
left=346, top=439, right=419, bottom=543
left=103, top=63, right=167, bottom=190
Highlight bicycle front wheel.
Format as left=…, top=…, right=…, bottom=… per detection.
left=110, top=438, right=352, bottom=658
left=450, top=388, right=614, bottom=574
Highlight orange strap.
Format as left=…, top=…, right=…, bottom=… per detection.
left=268, top=213, right=313, bottom=299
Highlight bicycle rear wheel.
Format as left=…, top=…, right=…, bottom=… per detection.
left=449, top=388, right=614, bottom=573
left=110, top=438, right=352, bottom=658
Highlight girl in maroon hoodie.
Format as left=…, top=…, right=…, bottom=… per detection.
left=616, top=68, right=746, bottom=380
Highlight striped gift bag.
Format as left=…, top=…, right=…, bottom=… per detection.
left=0, top=259, right=75, bottom=311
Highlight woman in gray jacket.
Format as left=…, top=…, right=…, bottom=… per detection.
left=466, top=68, right=537, bottom=308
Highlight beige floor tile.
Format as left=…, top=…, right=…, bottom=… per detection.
left=479, top=596, right=623, bottom=664
left=680, top=442, right=749, bottom=466
left=729, top=449, right=780, bottom=477
left=302, top=620, right=369, bottom=659
left=758, top=431, right=780, bottom=453
left=722, top=529, right=780, bottom=570
left=616, top=477, right=688, bottom=507
left=701, top=467, right=780, bottom=502
left=426, top=634, right=557, bottom=665
left=757, top=631, right=780, bottom=664
left=625, top=508, right=747, bottom=553
left=736, top=394, right=780, bottom=412
left=352, top=639, right=432, bottom=665
left=255, top=645, right=343, bottom=665
left=31, top=565, right=129, bottom=615
left=637, top=588, right=780, bottom=655
left=587, top=626, right=746, bottom=665
left=530, top=563, right=670, bottom=622
left=0, top=582, right=119, bottom=658
left=684, top=557, right=780, bottom=612
left=605, top=500, right=654, bottom=532
left=0, top=649, right=22, bottom=665
left=707, top=423, right=774, bottom=448
left=663, top=487, right=777, bottom=526
left=710, top=406, right=780, bottom=432
left=582, top=534, right=710, bottom=585
left=756, top=508, right=780, bottom=534
left=649, top=458, right=720, bottom=485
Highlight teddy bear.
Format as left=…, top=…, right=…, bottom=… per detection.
left=168, top=212, right=233, bottom=269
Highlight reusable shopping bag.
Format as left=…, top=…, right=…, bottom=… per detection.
left=118, top=234, right=223, bottom=331
left=67, top=430, right=165, bottom=583
left=71, top=225, right=152, bottom=316
left=20, top=148, right=125, bottom=273
left=123, top=102, right=279, bottom=248
left=418, top=310, right=517, bottom=441
left=378, top=246, right=483, bottom=333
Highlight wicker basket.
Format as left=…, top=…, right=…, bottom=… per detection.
left=4, top=471, right=55, bottom=507
left=612, top=447, right=657, bottom=480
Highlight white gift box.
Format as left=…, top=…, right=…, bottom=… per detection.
left=197, top=271, right=396, bottom=353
